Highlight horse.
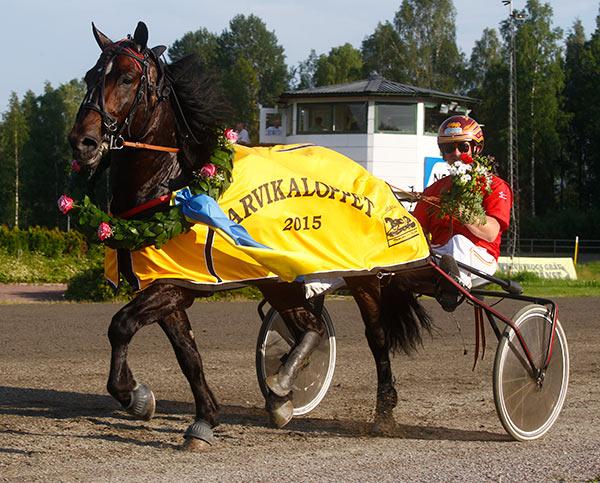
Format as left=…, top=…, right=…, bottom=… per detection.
left=68, top=21, right=438, bottom=450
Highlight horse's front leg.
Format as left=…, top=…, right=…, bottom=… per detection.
left=346, top=276, right=398, bottom=436
left=158, top=310, right=219, bottom=450
left=106, top=283, right=194, bottom=421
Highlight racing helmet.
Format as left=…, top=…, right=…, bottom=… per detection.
left=437, top=115, right=484, bottom=155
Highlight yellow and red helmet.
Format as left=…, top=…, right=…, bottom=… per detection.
left=437, top=115, right=484, bottom=154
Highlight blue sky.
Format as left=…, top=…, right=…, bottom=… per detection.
left=0, top=0, right=597, bottom=111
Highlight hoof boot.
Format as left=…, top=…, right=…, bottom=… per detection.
left=266, top=374, right=292, bottom=398
left=126, top=383, right=155, bottom=421
left=269, top=399, right=294, bottom=428
left=184, top=420, right=215, bottom=445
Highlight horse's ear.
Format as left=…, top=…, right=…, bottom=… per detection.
left=133, top=21, right=148, bottom=52
left=92, top=22, right=113, bottom=50
left=151, top=45, right=167, bottom=59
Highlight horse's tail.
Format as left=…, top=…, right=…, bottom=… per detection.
left=380, top=279, right=433, bottom=354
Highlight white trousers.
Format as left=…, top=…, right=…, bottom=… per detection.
left=433, top=234, right=498, bottom=289
left=303, top=277, right=345, bottom=299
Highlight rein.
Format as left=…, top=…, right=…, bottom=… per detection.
left=110, top=136, right=180, bottom=153
left=116, top=193, right=172, bottom=219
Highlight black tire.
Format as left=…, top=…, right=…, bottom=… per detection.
left=493, top=304, right=569, bottom=441
left=255, top=306, right=336, bottom=416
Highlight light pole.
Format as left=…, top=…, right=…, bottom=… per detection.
left=502, top=0, right=525, bottom=258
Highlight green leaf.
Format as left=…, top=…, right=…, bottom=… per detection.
left=172, top=222, right=182, bottom=237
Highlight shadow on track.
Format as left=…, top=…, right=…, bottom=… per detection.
left=1, top=386, right=509, bottom=446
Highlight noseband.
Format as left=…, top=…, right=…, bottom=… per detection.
left=80, top=40, right=176, bottom=152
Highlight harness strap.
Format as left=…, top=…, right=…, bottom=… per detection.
left=116, top=194, right=171, bottom=219
left=120, top=140, right=179, bottom=153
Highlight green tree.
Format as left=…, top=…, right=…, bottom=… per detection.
left=313, top=43, right=363, bottom=87
left=168, top=28, right=220, bottom=66
left=20, top=80, right=85, bottom=228
left=512, top=0, right=564, bottom=216
left=218, top=15, right=289, bottom=108
left=465, top=28, right=503, bottom=95
left=565, top=11, right=600, bottom=212
left=223, top=57, right=260, bottom=133
left=466, top=28, right=509, bottom=179
left=361, top=0, right=465, bottom=91
left=563, top=20, right=589, bottom=208
left=0, top=92, right=29, bottom=227
left=169, top=15, right=289, bottom=137
left=290, top=49, right=319, bottom=90
left=361, top=22, right=405, bottom=81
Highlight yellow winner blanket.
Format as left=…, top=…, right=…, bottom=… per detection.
left=105, top=144, right=430, bottom=291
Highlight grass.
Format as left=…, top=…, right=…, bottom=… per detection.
left=0, top=247, right=101, bottom=284
left=494, top=260, right=600, bottom=297
left=0, top=248, right=598, bottom=300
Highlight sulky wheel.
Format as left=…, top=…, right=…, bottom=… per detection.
left=256, top=306, right=336, bottom=416
left=493, top=304, right=569, bottom=441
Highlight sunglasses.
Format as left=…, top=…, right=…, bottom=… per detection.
left=439, top=142, right=472, bottom=154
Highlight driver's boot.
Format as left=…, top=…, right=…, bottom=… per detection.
left=266, top=330, right=321, bottom=397
left=436, top=254, right=463, bottom=312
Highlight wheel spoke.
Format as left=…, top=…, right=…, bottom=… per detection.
left=503, top=379, right=534, bottom=402
left=502, top=374, right=533, bottom=384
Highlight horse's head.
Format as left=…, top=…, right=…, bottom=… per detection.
left=68, top=21, right=168, bottom=172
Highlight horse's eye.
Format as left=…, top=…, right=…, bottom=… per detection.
left=121, top=77, right=134, bottom=85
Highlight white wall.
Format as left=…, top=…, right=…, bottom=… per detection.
left=259, top=101, right=443, bottom=191
left=284, top=133, right=370, bottom=171
left=370, top=133, right=440, bottom=191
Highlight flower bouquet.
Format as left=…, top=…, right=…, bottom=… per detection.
left=438, top=153, right=494, bottom=225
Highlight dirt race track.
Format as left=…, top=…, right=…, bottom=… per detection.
left=1, top=297, right=599, bottom=482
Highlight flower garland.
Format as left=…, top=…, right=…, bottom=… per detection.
left=58, top=128, right=238, bottom=251
left=438, top=153, right=495, bottom=225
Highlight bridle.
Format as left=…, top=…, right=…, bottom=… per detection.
left=80, top=39, right=179, bottom=153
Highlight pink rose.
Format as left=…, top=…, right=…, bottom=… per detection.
left=460, top=153, right=474, bottom=165
left=224, top=128, right=238, bottom=143
left=97, top=222, right=113, bottom=241
left=71, top=160, right=82, bottom=173
left=199, top=163, right=217, bottom=178
left=57, top=195, right=74, bottom=214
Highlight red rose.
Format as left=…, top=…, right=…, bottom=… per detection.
left=200, top=163, right=217, bottom=178
left=71, top=160, right=82, bottom=173
left=460, top=153, right=473, bottom=164
left=57, top=194, right=74, bottom=214
left=224, top=128, right=238, bottom=143
left=97, top=222, right=113, bottom=241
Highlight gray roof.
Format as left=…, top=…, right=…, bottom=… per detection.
left=280, top=72, right=478, bottom=104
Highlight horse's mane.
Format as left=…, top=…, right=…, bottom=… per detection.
left=166, top=54, right=232, bottom=171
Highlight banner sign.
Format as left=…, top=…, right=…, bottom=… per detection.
left=497, top=257, right=577, bottom=280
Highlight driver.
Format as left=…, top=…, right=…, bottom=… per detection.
left=412, top=115, right=513, bottom=309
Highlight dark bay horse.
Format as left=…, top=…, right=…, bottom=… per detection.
left=68, top=21, right=437, bottom=450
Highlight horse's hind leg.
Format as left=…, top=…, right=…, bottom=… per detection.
left=259, top=282, right=325, bottom=427
left=158, top=310, right=219, bottom=449
left=345, top=276, right=398, bottom=435
left=106, top=283, right=194, bottom=421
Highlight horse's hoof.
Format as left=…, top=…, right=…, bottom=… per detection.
left=269, top=399, right=294, bottom=428
left=184, top=420, right=215, bottom=446
left=371, top=417, right=398, bottom=437
left=126, top=383, right=155, bottom=421
left=265, top=374, right=291, bottom=398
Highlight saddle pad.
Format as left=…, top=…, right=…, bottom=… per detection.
left=105, top=144, right=430, bottom=291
